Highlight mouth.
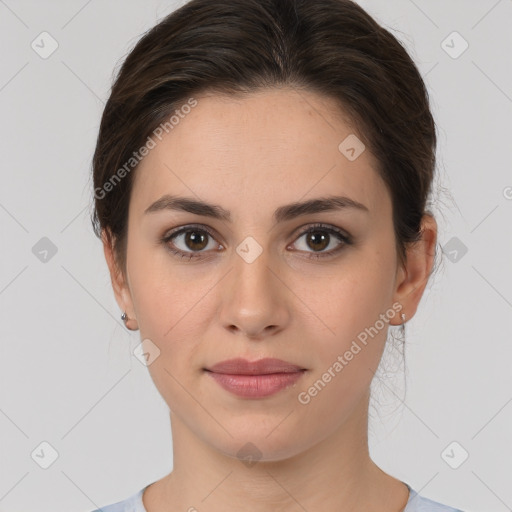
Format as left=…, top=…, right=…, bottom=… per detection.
left=203, top=358, right=307, bottom=399
left=204, top=357, right=306, bottom=375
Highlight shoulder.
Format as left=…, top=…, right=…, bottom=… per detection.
left=88, top=487, right=146, bottom=512
left=405, top=486, right=465, bottom=512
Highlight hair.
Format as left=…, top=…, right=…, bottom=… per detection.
left=90, top=0, right=438, bottom=279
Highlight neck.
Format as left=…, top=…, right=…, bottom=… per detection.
left=146, top=392, right=409, bottom=512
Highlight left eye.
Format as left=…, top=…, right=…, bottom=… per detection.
left=290, top=224, right=351, bottom=258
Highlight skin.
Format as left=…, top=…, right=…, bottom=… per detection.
left=103, top=87, right=437, bottom=512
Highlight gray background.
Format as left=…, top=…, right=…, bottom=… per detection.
left=0, top=0, right=511, bottom=510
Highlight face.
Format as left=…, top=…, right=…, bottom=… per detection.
left=105, top=87, right=435, bottom=461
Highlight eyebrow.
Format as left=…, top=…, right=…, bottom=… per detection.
left=144, top=194, right=369, bottom=223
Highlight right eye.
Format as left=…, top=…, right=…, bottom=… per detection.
left=161, top=224, right=223, bottom=260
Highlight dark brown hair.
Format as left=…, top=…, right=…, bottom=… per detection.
left=90, top=0, right=437, bottom=277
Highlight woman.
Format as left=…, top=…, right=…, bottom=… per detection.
left=90, top=0, right=464, bottom=510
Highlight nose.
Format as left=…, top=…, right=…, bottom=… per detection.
left=218, top=244, right=291, bottom=340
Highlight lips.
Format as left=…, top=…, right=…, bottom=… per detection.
left=205, top=357, right=305, bottom=375
left=204, top=358, right=307, bottom=398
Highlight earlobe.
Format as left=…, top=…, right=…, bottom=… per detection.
left=120, top=311, right=139, bottom=331
left=392, top=214, right=438, bottom=325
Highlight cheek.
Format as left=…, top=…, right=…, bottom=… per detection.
left=295, top=271, right=393, bottom=423
left=299, top=256, right=393, bottom=335
left=127, top=241, right=198, bottom=336
left=297, top=250, right=396, bottom=377
left=128, top=262, right=206, bottom=412
left=126, top=247, right=211, bottom=375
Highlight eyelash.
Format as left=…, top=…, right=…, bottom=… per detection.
left=160, top=223, right=352, bottom=261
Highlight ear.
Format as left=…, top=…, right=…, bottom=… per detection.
left=390, top=214, right=438, bottom=325
left=102, top=229, right=139, bottom=331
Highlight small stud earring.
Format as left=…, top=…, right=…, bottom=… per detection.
left=121, top=311, right=138, bottom=331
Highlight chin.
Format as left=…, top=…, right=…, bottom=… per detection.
left=210, top=428, right=310, bottom=465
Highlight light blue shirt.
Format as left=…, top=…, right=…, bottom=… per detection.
left=90, top=482, right=465, bottom=511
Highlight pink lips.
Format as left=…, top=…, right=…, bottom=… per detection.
left=204, top=357, right=306, bottom=398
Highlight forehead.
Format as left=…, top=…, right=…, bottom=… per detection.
left=131, top=88, right=390, bottom=222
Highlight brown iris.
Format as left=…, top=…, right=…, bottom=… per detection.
left=306, top=231, right=329, bottom=252
left=185, top=230, right=209, bottom=251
